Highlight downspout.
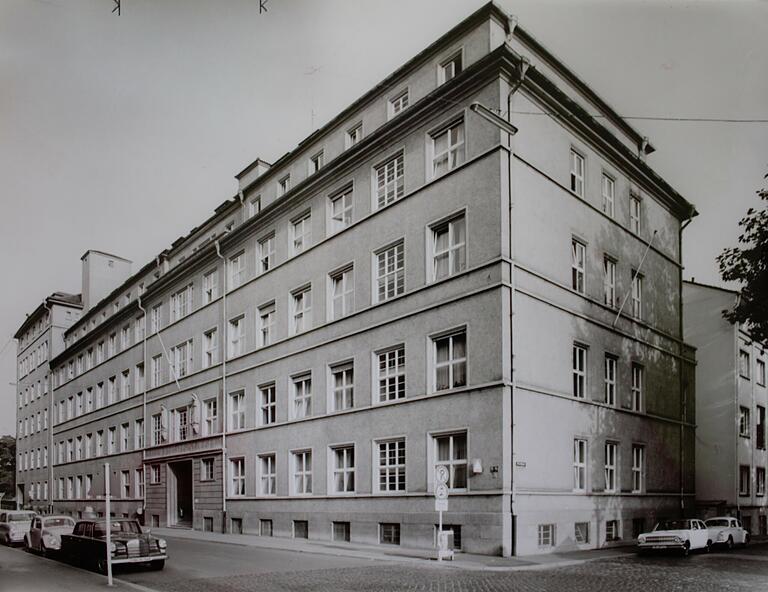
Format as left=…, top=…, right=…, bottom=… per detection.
left=734, top=292, right=742, bottom=520
left=215, top=239, right=228, bottom=530
left=137, top=296, right=148, bottom=523
left=43, top=302, right=53, bottom=514
left=679, top=213, right=696, bottom=515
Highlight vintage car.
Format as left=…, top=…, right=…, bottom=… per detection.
left=61, top=519, right=167, bottom=573
left=704, top=517, right=750, bottom=549
left=24, top=515, right=76, bottom=555
left=0, top=510, right=36, bottom=546
left=637, top=519, right=712, bottom=556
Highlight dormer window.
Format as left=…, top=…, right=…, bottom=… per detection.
left=388, top=89, right=409, bottom=119
left=309, top=151, right=324, bottom=175
left=345, top=122, right=363, bottom=149
left=278, top=175, right=291, bottom=197
left=439, top=49, right=463, bottom=84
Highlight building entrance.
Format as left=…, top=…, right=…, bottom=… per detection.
left=167, top=460, right=193, bottom=528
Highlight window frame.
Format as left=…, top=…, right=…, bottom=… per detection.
left=427, top=115, right=466, bottom=180
left=258, top=453, right=276, bottom=496
left=372, top=150, right=405, bottom=210
left=375, top=437, right=406, bottom=493
left=571, top=238, right=586, bottom=294
left=329, top=443, right=356, bottom=495
left=328, top=264, right=355, bottom=321
left=290, top=210, right=312, bottom=256
left=290, top=284, right=312, bottom=335
left=437, top=47, right=463, bottom=84
left=328, top=360, right=354, bottom=412
left=430, top=327, right=468, bottom=393
left=601, top=172, right=615, bottom=218
left=428, top=210, right=467, bottom=283
left=569, top=149, right=585, bottom=197
left=373, top=239, right=405, bottom=304
left=430, top=430, right=468, bottom=492
left=387, top=88, right=409, bottom=119
left=291, top=448, right=313, bottom=496
left=374, top=344, right=406, bottom=404
left=573, top=438, right=587, bottom=492
left=327, top=183, right=354, bottom=235
left=572, top=343, right=588, bottom=399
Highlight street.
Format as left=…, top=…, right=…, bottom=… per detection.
left=2, top=537, right=768, bottom=592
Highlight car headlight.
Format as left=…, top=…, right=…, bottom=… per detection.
left=109, top=542, right=117, bottom=554
left=638, top=536, right=645, bottom=544
left=157, top=538, right=167, bottom=549
left=674, top=536, right=682, bottom=543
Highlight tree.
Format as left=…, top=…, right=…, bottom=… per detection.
left=717, top=172, right=768, bottom=344
left=0, top=436, right=15, bottom=498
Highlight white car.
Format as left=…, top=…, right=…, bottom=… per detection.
left=704, top=517, right=749, bottom=549
left=0, top=511, right=37, bottom=546
left=25, top=515, right=76, bottom=556
left=637, top=519, right=712, bottom=556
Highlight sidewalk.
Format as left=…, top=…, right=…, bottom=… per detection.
left=151, top=526, right=639, bottom=572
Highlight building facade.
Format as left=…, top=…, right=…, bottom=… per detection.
left=18, top=2, right=697, bottom=555
left=684, top=281, right=768, bottom=536
left=14, top=292, right=82, bottom=512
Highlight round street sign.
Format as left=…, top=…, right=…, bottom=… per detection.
left=435, top=465, right=450, bottom=485
left=435, top=483, right=449, bottom=500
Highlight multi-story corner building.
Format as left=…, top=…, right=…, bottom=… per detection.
left=13, top=292, right=82, bottom=511
left=23, top=2, right=698, bottom=555
left=683, top=281, right=768, bottom=536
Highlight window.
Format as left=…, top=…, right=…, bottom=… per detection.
left=575, top=522, right=590, bottom=544
left=329, top=186, right=353, bottom=234
left=570, top=150, right=584, bottom=197
left=439, top=50, right=462, bottom=83
left=150, top=305, right=162, bottom=334
left=433, top=330, right=467, bottom=391
left=258, top=234, right=275, bottom=273
left=758, top=359, right=766, bottom=386
left=538, top=524, right=555, bottom=547
left=375, top=241, right=405, bottom=302
left=309, top=150, right=324, bottom=174
left=203, top=328, right=218, bottom=368
left=632, top=445, right=645, bottom=493
left=248, top=196, right=261, bottom=219
left=135, top=363, right=145, bottom=394
left=740, top=406, right=751, bottom=438
left=203, top=398, right=218, bottom=435
left=291, top=286, right=312, bottom=334
left=377, top=346, right=405, bottom=402
left=604, top=355, right=617, bottom=406
left=259, top=302, right=275, bottom=346
left=606, top=520, right=620, bottom=542
left=230, top=458, right=245, bottom=496
left=108, top=333, right=116, bottom=357
left=278, top=174, right=291, bottom=196
left=134, top=419, right=144, bottom=449
left=151, top=414, right=162, bottom=446
left=333, top=522, right=351, bottom=542
left=331, top=445, right=355, bottom=493
left=631, top=271, right=643, bottom=319
left=203, top=269, right=218, bottom=304
left=293, top=520, right=308, bottom=539
left=374, top=152, right=404, bottom=208
left=632, top=518, right=646, bottom=539
left=757, top=467, right=766, bottom=496
left=291, top=212, right=312, bottom=255
left=434, top=432, right=467, bottom=490
left=292, top=374, right=312, bottom=419
left=740, top=350, right=751, bottom=379
left=174, top=406, right=190, bottom=442
left=151, top=465, right=161, bottom=484
left=292, top=450, right=312, bottom=494
left=151, top=355, right=162, bottom=388
left=431, top=119, right=465, bottom=178
left=201, top=458, right=214, bottom=482
left=571, top=239, right=586, bottom=294
left=260, top=519, right=273, bottom=537
left=170, top=285, right=192, bottom=322
left=604, top=442, right=617, bottom=492
left=96, top=431, right=104, bottom=456
left=329, top=266, right=354, bottom=320
left=120, top=423, right=130, bottom=451
left=388, top=89, right=409, bottom=118
left=630, top=195, right=641, bottom=234
left=260, top=384, right=276, bottom=425
left=380, top=523, right=400, bottom=545
left=330, top=362, right=354, bottom=411
left=573, top=439, right=587, bottom=491
left=260, top=454, right=276, bottom=495
left=171, top=339, right=193, bottom=378
left=757, top=406, right=766, bottom=450
left=572, top=344, right=587, bottom=399
left=228, top=252, right=245, bottom=289
left=229, top=390, right=245, bottom=431
left=345, top=122, right=362, bottom=148
left=378, top=439, right=405, bottom=492
left=431, top=215, right=466, bottom=281
left=228, top=315, right=245, bottom=358
left=631, top=364, right=644, bottom=412
left=603, top=256, right=616, bottom=307
left=601, top=174, right=615, bottom=217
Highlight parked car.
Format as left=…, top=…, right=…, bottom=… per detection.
left=704, top=517, right=750, bottom=549
left=61, top=519, right=167, bottom=573
left=637, top=519, right=712, bottom=556
left=0, top=511, right=36, bottom=546
left=24, top=515, right=76, bottom=556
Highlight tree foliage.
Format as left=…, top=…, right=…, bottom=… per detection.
left=0, top=436, right=15, bottom=497
left=717, top=173, right=768, bottom=344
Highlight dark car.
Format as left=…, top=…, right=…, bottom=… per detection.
left=60, top=519, right=167, bottom=573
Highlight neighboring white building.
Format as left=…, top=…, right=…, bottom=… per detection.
left=684, top=280, right=768, bottom=536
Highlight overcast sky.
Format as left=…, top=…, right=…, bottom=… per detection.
left=1, top=0, right=766, bottom=436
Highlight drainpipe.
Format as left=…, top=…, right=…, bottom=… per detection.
left=215, top=238, right=228, bottom=531
left=679, top=213, right=696, bottom=515
left=734, top=293, right=742, bottom=521
left=43, top=301, right=53, bottom=514
left=137, top=296, right=148, bottom=523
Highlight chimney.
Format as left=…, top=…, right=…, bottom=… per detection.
left=81, top=250, right=132, bottom=312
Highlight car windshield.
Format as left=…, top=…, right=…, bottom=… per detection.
left=44, top=518, right=75, bottom=528
left=655, top=520, right=691, bottom=531
left=8, top=513, right=34, bottom=522
left=705, top=519, right=730, bottom=527
left=93, top=521, right=141, bottom=537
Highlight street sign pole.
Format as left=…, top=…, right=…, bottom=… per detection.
left=104, top=462, right=113, bottom=587
left=434, top=466, right=451, bottom=561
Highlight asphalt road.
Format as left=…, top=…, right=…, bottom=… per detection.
left=3, top=536, right=768, bottom=592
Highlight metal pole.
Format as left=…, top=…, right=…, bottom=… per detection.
left=104, top=462, right=113, bottom=586
left=438, top=509, right=443, bottom=562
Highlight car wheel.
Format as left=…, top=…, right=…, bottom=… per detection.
left=2, top=533, right=9, bottom=546
left=40, top=541, right=48, bottom=558
left=23, top=536, right=30, bottom=552
left=726, top=536, right=734, bottom=551
left=744, top=534, right=750, bottom=546
left=95, top=557, right=108, bottom=575
left=149, top=559, right=165, bottom=571
left=682, top=541, right=690, bottom=557
left=705, top=540, right=712, bottom=553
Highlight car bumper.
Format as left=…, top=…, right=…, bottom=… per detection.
left=638, top=542, right=686, bottom=551
left=111, top=553, right=167, bottom=565
left=8, top=532, right=26, bottom=543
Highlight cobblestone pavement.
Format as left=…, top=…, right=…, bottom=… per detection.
left=137, top=551, right=768, bottom=592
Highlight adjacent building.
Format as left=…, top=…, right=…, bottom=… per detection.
left=683, top=281, right=768, bottom=536
left=16, top=2, right=698, bottom=555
